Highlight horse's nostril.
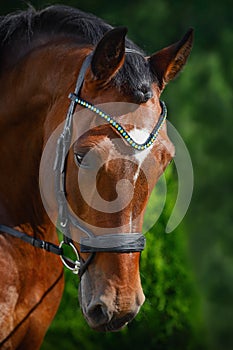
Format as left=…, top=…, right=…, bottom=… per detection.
left=87, top=303, right=113, bottom=326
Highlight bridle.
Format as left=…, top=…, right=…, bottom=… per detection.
left=54, top=49, right=167, bottom=275
left=0, top=48, right=167, bottom=278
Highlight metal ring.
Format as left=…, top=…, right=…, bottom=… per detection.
left=59, top=240, right=80, bottom=274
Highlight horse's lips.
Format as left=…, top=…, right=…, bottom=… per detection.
left=86, top=311, right=138, bottom=332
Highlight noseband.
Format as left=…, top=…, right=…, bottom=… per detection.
left=0, top=49, right=167, bottom=278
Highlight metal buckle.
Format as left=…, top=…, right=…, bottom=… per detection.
left=59, top=240, right=80, bottom=274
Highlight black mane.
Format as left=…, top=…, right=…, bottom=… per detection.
left=0, top=5, right=155, bottom=102
left=0, top=5, right=113, bottom=49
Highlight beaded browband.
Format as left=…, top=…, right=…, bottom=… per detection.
left=69, top=94, right=167, bottom=151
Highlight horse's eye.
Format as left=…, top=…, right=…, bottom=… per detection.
left=74, top=153, right=89, bottom=168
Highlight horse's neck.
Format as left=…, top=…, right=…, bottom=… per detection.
left=0, top=47, right=71, bottom=235
left=0, top=103, right=47, bottom=231
left=0, top=43, right=86, bottom=237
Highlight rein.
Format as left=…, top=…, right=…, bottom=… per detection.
left=0, top=49, right=167, bottom=278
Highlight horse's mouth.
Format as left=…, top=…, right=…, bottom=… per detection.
left=88, top=312, right=137, bottom=332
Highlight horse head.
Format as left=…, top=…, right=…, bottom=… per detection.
left=55, top=27, right=193, bottom=331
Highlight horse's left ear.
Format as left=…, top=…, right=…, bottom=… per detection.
left=91, top=27, right=128, bottom=81
left=149, top=29, right=194, bottom=90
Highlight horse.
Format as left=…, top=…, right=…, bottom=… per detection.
left=0, top=5, right=193, bottom=349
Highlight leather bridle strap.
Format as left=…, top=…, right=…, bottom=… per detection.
left=0, top=225, right=81, bottom=274
left=0, top=224, right=62, bottom=255
left=80, top=233, right=145, bottom=253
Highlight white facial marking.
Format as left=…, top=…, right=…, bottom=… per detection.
left=129, top=127, right=150, bottom=144
left=130, top=127, right=151, bottom=169
left=129, top=128, right=151, bottom=231
left=93, top=129, right=152, bottom=231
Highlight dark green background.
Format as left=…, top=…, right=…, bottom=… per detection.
left=1, top=1, right=232, bottom=349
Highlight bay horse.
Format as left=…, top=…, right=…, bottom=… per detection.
left=0, top=5, right=193, bottom=349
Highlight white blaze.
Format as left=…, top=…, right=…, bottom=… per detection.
left=128, top=128, right=151, bottom=230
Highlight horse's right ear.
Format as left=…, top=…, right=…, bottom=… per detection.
left=91, top=27, right=127, bottom=81
left=149, top=29, right=194, bottom=90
